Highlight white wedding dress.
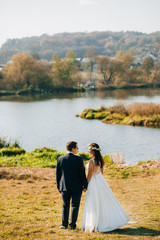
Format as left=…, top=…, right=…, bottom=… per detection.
left=81, top=159, right=130, bottom=232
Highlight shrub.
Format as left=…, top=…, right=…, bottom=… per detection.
left=94, top=111, right=110, bottom=119
left=33, top=147, right=57, bottom=153
left=78, top=152, right=91, bottom=161
left=0, top=137, right=9, bottom=148
left=103, top=155, right=111, bottom=164
left=79, top=109, right=89, bottom=118
left=0, top=147, right=25, bottom=156
left=85, top=111, right=95, bottom=119
left=11, top=139, right=21, bottom=148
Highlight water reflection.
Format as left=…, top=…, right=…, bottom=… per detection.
left=80, top=88, right=160, bottom=99
left=1, top=88, right=160, bottom=102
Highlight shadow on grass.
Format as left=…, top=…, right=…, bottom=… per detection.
left=106, top=227, right=160, bottom=237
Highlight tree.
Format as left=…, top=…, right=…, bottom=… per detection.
left=0, top=72, right=3, bottom=79
left=115, top=67, right=142, bottom=85
left=114, top=51, right=134, bottom=71
left=3, top=53, right=52, bottom=90
left=66, top=50, right=77, bottom=60
left=83, top=49, right=97, bottom=85
left=97, top=56, right=116, bottom=85
left=0, top=72, right=3, bottom=89
left=31, top=52, right=40, bottom=60
left=113, top=51, right=135, bottom=85
left=52, top=51, right=78, bottom=87
left=96, top=51, right=134, bottom=86
left=150, top=60, right=160, bottom=86
left=3, top=53, right=35, bottom=89
left=141, top=56, right=154, bottom=79
left=0, top=49, right=18, bottom=64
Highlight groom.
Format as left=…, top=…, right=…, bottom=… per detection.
left=56, top=141, right=88, bottom=230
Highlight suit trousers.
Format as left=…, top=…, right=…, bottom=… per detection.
left=61, top=190, right=82, bottom=228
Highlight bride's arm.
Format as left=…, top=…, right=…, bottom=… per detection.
left=87, top=160, right=94, bottom=182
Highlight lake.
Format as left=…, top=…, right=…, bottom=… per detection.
left=0, top=88, right=160, bottom=164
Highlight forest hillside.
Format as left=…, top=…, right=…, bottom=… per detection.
left=0, top=31, right=160, bottom=63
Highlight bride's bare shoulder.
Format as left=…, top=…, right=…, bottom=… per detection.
left=88, top=159, right=94, bottom=168
left=89, top=159, right=98, bottom=169
left=89, top=159, right=95, bottom=164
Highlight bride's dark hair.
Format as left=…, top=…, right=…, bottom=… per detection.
left=89, top=143, right=104, bottom=168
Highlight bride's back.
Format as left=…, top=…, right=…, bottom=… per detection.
left=87, top=159, right=102, bottom=182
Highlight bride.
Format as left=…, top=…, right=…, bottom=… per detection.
left=81, top=143, right=130, bottom=232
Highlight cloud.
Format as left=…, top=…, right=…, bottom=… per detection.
left=78, top=0, right=99, bottom=6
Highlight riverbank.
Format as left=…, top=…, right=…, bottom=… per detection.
left=0, top=86, right=85, bottom=97
left=1, top=83, right=160, bottom=97
left=0, top=160, right=160, bottom=239
left=77, top=103, right=160, bottom=128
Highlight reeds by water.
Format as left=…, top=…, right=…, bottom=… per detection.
left=127, top=103, right=160, bottom=116
left=107, top=103, right=160, bottom=116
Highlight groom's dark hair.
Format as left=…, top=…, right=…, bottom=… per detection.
left=66, top=141, right=77, bottom=151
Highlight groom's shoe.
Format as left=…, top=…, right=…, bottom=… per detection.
left=59, top=225, right=67, bottom=229
left=69, top=226, right=79, bottom=230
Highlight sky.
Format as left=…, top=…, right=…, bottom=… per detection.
left=0, top=0, right=160, bottom=47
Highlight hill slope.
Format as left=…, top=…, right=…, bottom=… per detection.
left=0, top=31, right=160, bottom=63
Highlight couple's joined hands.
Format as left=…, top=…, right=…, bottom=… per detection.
left=58, top=189, right=87, bottom=193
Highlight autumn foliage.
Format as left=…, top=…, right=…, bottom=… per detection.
left=0, top=50, right=160, bottom=92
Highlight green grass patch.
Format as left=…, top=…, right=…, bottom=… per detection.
left=0, top=147, right=91, bottom=168
left=0, top=147, right=64, bottom=168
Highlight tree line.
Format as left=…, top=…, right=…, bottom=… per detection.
left=0, top=50, right=160, bottom=92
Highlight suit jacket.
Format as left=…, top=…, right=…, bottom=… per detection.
left=56, top=152, right=88, bottom=192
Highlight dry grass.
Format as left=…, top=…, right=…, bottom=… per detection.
left=127, top=103, right=160, bottom=116
left=108, top=103, right=160, bottom=116
left=108, top=104, right=128, bottom=115
left=0, top=163, right=160, bottom=240
left=0, top=167, right=54, bottom=180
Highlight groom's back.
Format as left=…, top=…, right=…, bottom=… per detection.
left=57, top=153, right=85, bottom=192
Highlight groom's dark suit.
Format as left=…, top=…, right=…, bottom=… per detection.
left=56, top=152, right=88, bottom=229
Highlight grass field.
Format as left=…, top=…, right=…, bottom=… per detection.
left=0, top=160, right=160, bottom=240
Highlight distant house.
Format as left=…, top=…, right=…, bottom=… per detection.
left=7, top=60, right=13, bottom=64
left=81, top=58, right=90, bottom=63
left=129, top=61, right=142, bottom=69
left=144, top=51, right=158, bottom=61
